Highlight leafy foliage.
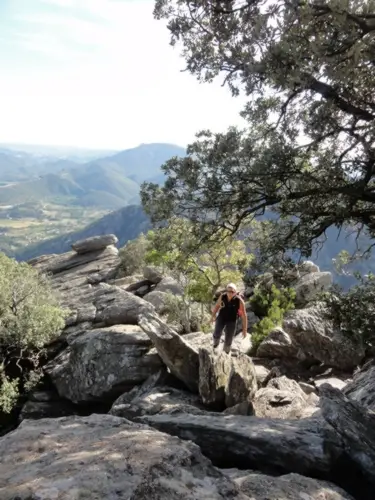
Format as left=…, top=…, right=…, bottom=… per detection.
left=322, top=273, right=375, bottom=351
left=144, top=217, right=252, bottom=302
left=142, top=0, right=375, bottom=261
left=162, top=293, right=211, bottom=333
left=250, top=283, right=296, bottom=349
left=0, top=254, right=67, bottom=413
left=118, top=233, right=149, bottom=277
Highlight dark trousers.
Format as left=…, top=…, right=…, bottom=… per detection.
left=213, top=315, right=237, bottom=353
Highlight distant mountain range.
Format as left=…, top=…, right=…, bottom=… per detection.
left=5, top=142, right=375, bottom=288
left=0, top=143, right=186, bottom=209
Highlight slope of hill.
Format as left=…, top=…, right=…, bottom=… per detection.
left=104, top=143, right=186, bottom=182
left=16, top=205, right=150, bottom=261
left=68, top=162, right=140, bottom=202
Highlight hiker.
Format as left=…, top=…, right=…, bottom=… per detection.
left=211, top=283, right=247, bottom=354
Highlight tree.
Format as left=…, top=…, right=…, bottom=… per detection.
left=145, top=217, right=251, bottom=299
left=322, top=272, right=375, bottom=352
left=144, top=217, right=252, bottom=331
left=0, top=254, right=67, bottom=413
left=141, top=0, right=375, bottom=259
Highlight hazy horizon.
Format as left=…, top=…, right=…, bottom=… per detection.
left=0, top=0, right=246, bottom=150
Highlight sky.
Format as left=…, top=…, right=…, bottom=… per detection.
left=0, top=0, right=246, bottom=151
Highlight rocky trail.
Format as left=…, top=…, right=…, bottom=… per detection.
left=0, top=234, right=374, bottom=499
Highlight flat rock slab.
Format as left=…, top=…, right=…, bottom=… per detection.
left=0, top=414, right=248, bottom=500
left=137, top=413, right=342, bottom=480
left=72, top=234, right=118, bottom=254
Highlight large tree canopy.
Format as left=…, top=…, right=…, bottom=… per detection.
left=141, top=0, right=375, bottom=257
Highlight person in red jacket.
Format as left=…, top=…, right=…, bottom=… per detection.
left=211, top=283, right=247, bottom=354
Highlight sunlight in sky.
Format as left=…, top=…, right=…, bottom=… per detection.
left=0, top=0, right=246, bottom=150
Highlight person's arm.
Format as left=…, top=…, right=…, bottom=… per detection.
left=239, top=298, right=247, bottom=337
left=211, top=294, right=223, bottom=322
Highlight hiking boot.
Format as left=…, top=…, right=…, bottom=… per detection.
left=223, top=345, right=232, bottom=356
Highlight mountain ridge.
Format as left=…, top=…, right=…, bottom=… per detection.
left=0, top=143, right=186, bottom=209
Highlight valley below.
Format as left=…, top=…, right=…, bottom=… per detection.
left=0, top=202, right=109, bottom=257
left=0, top=142, right=184, bottom=259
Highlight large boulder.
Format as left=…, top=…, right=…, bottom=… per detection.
left=252, top=376, right=319, bottom=419
left=256, top=328, right=299, bottom=359
left=45, top=325, right=163, bottom=403
left=143, top=265, right=164, bottom=284
left=343, top=361, right=375, bottom=411
left=258, top=306, right=364, bottom=370
left=143, top=290, right=170, bottom=314
left=293, top=271, right=332, bottom=306
left=30, top=245, right=121, bottom=335
left=235, top=471, right=354, bottom=500
left=71, top=234, right=118, bottom=254
left=198, top=349, right=258, bottom=410
left=139, top=313, right=200, bottom=392
left=155, top=276, right=184, bottom=295
left=198, top=349, right=232, bottom=408
left=94, top=286, right=155, bottom=325
left=0, top=414, right=247, bottom=500
left=137, top=412, right=342, bottom=481
left=225, top=354, right=258, bottom=408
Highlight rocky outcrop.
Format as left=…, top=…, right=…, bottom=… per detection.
left=234, top=471, right=354, bottom=500
left=343, top=360, right=375, bottom=410
left=45, top=325, right=163, bottom=403
left=0, top=414, right=248, bottom=500
left=71, top=233, right=118, bottom=254
left=257, top=306, right=365, bottom=370
left=17, top=237, right=371, bottom=500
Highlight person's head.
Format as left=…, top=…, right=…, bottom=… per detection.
left=226, top=283, right=237, bottom=296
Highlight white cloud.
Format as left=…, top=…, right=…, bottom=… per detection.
left=0, top=0, right=247, bottom=149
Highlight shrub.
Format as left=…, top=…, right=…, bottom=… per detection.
left=0, top=253, right=67, bottom=413
left=250, top=283, right=296, bottom=350
left=118, top=233, right=148, bottom=277
left=322, top=273, right=375, bottom=352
